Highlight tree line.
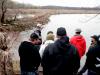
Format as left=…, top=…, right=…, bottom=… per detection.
left=0, top=0, right=38, bottom=24
left=0, top=0, right=37, bottom=9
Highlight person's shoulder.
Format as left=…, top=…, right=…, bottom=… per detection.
left=44, top=43, right=54, bottom=53
left=20, top=41, right=29, bottom=45
left=87, top=46, right=96, bottom=55
left=24, top=41, right=34, bottom=45
left=20, top=41, right=34, bottom=49
left=45, top=43, right=54, bottom=50
left=69, top=44, right=79, bottom=54
left=70, top=44, right=76, bottom=49
left=70, top=35, right=77, bottom=41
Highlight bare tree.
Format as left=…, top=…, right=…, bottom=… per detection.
left=0, top=0, right=7, bottom=24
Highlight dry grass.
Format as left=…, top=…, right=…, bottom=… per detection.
left=0, top=8, right=100, bottom=32
left=12, top=60, right=20, bottom=75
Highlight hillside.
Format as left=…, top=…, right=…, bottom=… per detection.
left=1, top=0, right=100, bottom=9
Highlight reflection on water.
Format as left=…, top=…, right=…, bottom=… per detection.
left=17, top=14, right=35, bottom=19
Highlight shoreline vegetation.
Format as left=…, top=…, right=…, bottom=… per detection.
left=0, top=0, right=100, bottom=31
left=0, top=8, right=100, bottom=32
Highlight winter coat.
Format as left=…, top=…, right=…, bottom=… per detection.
left=79, top=44, right=100, bottom=74
left=18, top=41, right=41, bottom=71
left=0, top=50, right=14, bottom=75
left=39, top=40, right=54, bottom=58
left=42, top=36, right=80, bottom=75
left=70, top=35, right=86, bottom=58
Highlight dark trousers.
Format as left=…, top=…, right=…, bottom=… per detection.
left=21, top=70, right=38, bottom=75
left=21, top=71, right=36, bottom=75
left=88, top=70, right=100, bottom=75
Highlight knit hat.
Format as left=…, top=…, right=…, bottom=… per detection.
left=46, top=34, right=54, bottom=40
left=57, top=27, right=66, bottom=36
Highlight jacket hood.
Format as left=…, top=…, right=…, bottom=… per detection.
left=21, top=41, right=34, bottom=48
left=74, top=35, right=84, bottom=41
left=55, top=36, right=70, bottom=50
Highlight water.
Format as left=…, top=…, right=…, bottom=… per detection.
left=41, top=14, right=100, bottom=74
left=17, top=14, right=35, bottom=19
left=42, top=14, right=100, bottom=48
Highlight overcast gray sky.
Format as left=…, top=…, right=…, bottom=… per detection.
left=12, top=0, right=100, bottom=7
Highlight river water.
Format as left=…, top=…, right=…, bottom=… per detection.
left=42, top=14, right=100, bottom=48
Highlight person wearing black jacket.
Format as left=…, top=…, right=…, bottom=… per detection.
left=18, top=33, right=41, bottom=75
left=78, top=35, right=100, bottom=75
left=41, top=27, right=80, bottom=75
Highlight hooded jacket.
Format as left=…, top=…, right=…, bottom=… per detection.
left=18, top=41, right=41, bottom=71
left=78, top=44, right=100, bottom=74
left=70, top=35, right=86, bottom=58
left=42, top=36, right=80, bottom=75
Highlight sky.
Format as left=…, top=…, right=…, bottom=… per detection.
left=12, top=0, right=100, bottom=7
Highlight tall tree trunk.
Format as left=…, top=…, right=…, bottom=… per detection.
left=0, top=0, right=7, bottom=24
left=1, top=12, right=5, bottom=23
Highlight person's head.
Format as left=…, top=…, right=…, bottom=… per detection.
left=47, top=31, right=53, bottom=35
left=29, top=32, right=39, bottom=45
left=46, top=34, right=55, bottom=41
left=34, top=30, right=41, bottom=36
left=75, top=28, right=82, bottom=35
left=36, top=38, right=42, bottom=45
left=0, top=33, right=8, bottom=51
left=91, top=35, right=98, bottom=46
left=56, top=27, right=67, bottom=39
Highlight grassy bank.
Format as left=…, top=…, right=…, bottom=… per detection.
left=0, top=8, right=100, bottom=31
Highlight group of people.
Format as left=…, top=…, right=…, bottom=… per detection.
left=0, top=27, right=100, bottom=75
left=18, top=27, right=100, bottom=75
